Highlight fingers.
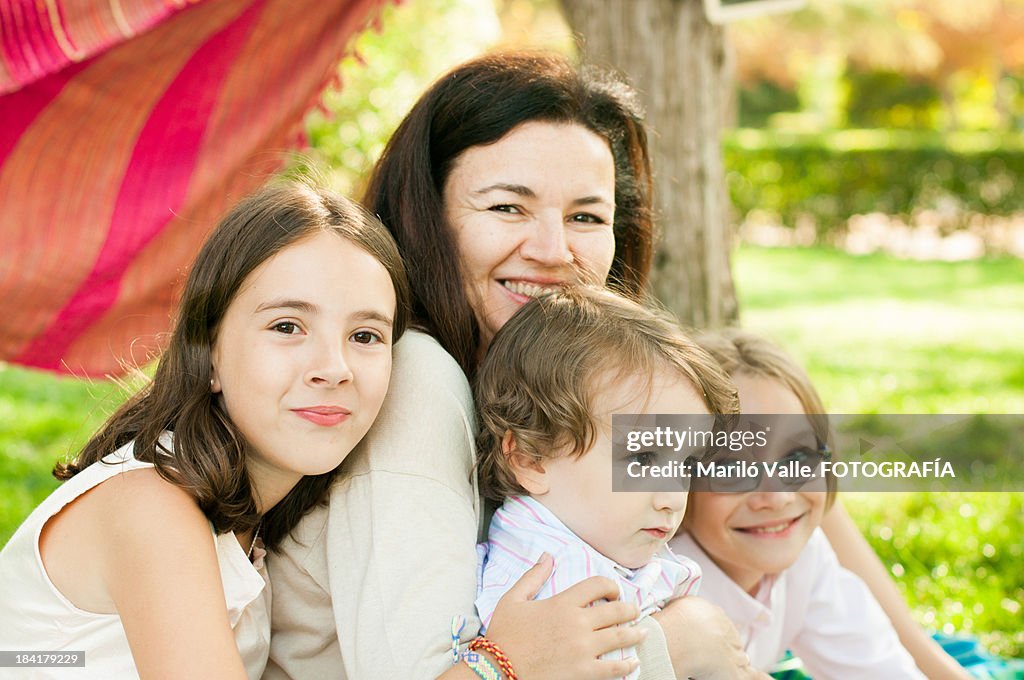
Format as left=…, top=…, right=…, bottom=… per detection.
left=586, top=599, right=641, bottom=630
left=588, top=657, right=641, bottom=679
left=559, top=575, right=622, bottom=607
left=590, top=622, right=648, bottom=656
left=501, top=552, right=554, bottom=601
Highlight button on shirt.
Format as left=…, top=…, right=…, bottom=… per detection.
left=670, top=529, right=925, bottom=680
left=477, top=496, right=701, bottom=680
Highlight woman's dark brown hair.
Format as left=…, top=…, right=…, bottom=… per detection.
left=364, top=51, right=654, bottom=376
left=55, top=181, right=411, bottom=549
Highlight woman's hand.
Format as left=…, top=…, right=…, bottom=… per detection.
left=651, top=596, right=770, bottom=679
left=484, top=553, right=648, bottom=679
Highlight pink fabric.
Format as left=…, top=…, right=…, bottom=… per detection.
left=0, top=0, right=387, bottom=376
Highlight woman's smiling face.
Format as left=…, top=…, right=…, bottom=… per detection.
left=443, top=121, right=617, bottom=352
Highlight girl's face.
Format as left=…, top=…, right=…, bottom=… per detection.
left=443, top=121, right=617, bottom=352
left=684, top=374, right=827, bottom=595
left=211, top=231, right=395, bottom=511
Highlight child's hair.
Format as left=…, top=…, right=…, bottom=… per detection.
left=54, top=181, right=411, bottom=549
left=693, top=328, right=837, bottom=504
left=475, top=286, right=738, bottom=501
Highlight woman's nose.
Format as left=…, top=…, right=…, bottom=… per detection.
left=519, top=213, right=572, bottom=266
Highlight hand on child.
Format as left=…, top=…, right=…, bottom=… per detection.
left=484, top=552, right=648, bottom=679
left=651, top=596, right=771, bottom=680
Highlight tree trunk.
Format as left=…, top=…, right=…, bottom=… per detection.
left=558, top=0, right=739, bottom=328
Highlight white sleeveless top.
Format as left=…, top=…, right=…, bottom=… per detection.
left=0, top=436, right=271, bottom=679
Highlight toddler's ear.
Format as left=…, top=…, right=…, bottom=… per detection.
left=502, top=430, right=550, bottom=496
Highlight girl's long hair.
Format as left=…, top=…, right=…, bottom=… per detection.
left=55, top=182, right=410, bottom=549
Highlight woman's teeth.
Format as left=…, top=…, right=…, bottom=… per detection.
left=503, top=280, right=561, bottom=298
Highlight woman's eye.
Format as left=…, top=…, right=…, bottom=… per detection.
left=489, top=204, right=522, bottom=215
left=569, top=212, right=607, bottom=225
left=351, top=330, right=384, bottom=345
left=272, top=321, right=301, bottom=335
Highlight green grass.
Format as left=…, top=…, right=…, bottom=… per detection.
left=735, top=247, right=1024, bottom=413
left=0, top=370, right=129, bottom=543
left=734, top=246, right=1024, bottom=658
left=1, top=245, right=1022, bottom=656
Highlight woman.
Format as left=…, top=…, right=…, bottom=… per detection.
left=265, top=52, right=759, bottom=680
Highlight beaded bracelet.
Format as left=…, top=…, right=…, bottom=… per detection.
left=463, top=651, right=502, bottom=680
left=468, top=637, right=519, bottom=680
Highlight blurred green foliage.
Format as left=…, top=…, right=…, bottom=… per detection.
left=738, top=80, right=801, bottom=128
left=845, top=69, right=943, bottom=129
left=724, top=129, right=1024, bottom=233
left=294, top=0, right=499, bottom=195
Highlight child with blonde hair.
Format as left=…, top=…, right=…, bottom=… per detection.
left=670, top=329, right=924, bottom=679
left=473, top=287, right=740, bottom=679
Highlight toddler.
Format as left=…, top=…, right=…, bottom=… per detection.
left=474, top=287, right=738, bottom=678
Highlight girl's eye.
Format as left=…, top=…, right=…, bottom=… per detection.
left=629, top=450, right=657, bottom=467
left=272, top=321, right=301, bottom=335
left=569, top=212, right=607, bottom=225
left=782, top=446, right=817, bottom=465
left=351, top=330, right=384, bottom=345
left=488, top=204, right=522, bottom=215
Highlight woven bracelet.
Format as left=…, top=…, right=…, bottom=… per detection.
left=463, top=651, right=503, bottom=680
left=468, top=637, right=519, bottom=680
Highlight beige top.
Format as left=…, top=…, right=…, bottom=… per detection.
left=0, top=436, right=271, bottom=679
left=264, top=330, right=677, bottom=680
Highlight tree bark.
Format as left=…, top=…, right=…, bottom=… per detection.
left=558, top=0, right=739, bottom=328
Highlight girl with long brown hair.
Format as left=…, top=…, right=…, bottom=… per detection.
left=0, top=181, right=410, bottom=679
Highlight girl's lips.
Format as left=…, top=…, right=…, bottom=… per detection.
left=292, top=407, right=351, bottom=427
left=733, top=513, right=806, bottom=538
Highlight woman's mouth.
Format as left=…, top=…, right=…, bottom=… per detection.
left=501, top=279, right=564, bottom=300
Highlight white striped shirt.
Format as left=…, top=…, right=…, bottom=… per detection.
left=476, top=496, right=700, bottom=680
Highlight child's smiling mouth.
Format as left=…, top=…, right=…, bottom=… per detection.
left=733, top=512, right=807, bottom=538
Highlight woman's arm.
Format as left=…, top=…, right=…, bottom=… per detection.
left=822, top=501, right=971, bottom=680
left=98, top=469, right=249, bottom=679
left=324, top=332, right=484, bottom=678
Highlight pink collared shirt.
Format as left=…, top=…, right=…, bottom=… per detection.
left=670, top=528, right=925, bottom=679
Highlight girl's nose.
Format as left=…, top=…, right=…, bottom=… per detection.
left=746, top=490, right=797, bottom=511
left=306, top=341, right=354, bottom=386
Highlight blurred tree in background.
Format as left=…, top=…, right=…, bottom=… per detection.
left=730, top=0, right=1024, bottom=132
left=296, top=0, right=502, bottom=196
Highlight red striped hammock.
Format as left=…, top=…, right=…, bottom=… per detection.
left=0, top=0, right=387, bottom=377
